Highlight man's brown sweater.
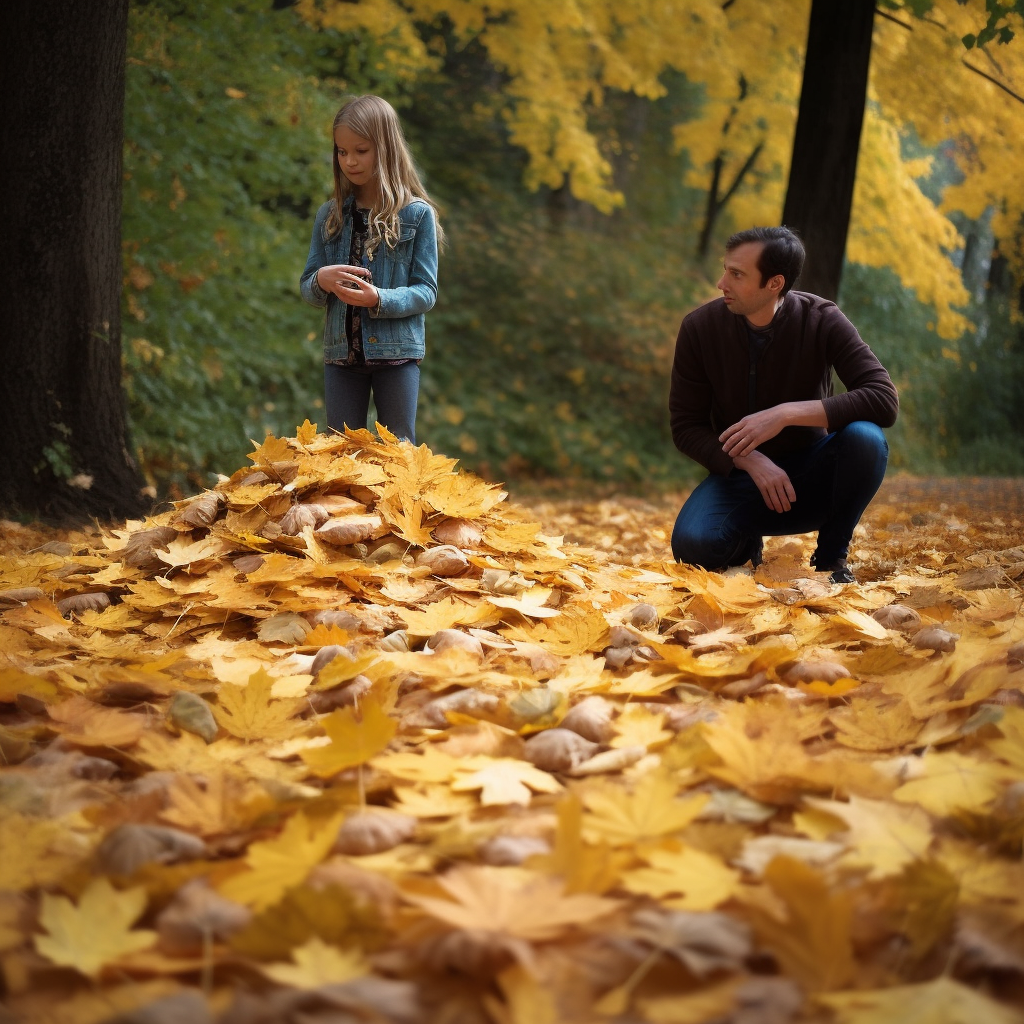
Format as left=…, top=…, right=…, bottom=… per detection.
left=669, top=291, right=899, bottom=476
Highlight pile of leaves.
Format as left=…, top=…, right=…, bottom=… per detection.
left=1, top=424, right=1023, bottom=1024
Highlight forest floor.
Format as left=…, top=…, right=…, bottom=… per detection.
left=2, top=444, right=1024, bottom=1024
left=510, top=474, right=1024, bottom=576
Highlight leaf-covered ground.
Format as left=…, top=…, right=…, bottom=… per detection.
left=1, top=428, right=1023, bottom=1024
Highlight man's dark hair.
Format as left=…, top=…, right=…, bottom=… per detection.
left=725, top=226, right=805, bottom=295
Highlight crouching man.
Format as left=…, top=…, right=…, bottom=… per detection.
left=669, top=226, right=898, bottom=584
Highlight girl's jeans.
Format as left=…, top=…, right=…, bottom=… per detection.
left=324, top=362, right=419, bottom=442
left=671, top=421, right=888, bottom=570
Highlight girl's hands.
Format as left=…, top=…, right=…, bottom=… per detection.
left=317, top=264, right=379, bottom=307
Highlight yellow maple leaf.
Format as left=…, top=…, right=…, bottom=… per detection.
left=606, top=668, right=681, bottom=697
left=547, top=654, right=609, bottom=696
left=451, top=756, right=564, bottom=806
left=384, top=444, right=459, bottom=498
left=372, top=746, right=463, bottom=784
left=403, top=864, right=619, bottom=941
left=300, top=695, right=397, bottom=778
left=48, top=695, right=145, bottom=748
left=622, top=843, right=741, bottom=910
left=504, top=606, right=610, bottom=656
left=296, top=419, right=318, bottom=446
left=135, top=731, right=276, bottom=781
left=488, top=586, right=561, bottom=619
left=375, top=486, right=436, bottom=547
left=313, top=649, right=379, bottom=690
left=214, top=668, right=304, bottom=742
left=397, top=596, right=497, bottom=637
left=941, top=835, right=1024, bottom=904
left=752, top=856, right=856, bottom=992
left=700, top=701, right=841, bottom=803
left=528, top=793, right=631, bottom=895
left=888, top=654, right=1007, bottom=719
left=390, top=784, right=479, bottom=817
left=893, top=751, right=1012, bottom=816
left=0, top=813, right=93, bottom=891
left=818, top=975, right=1024, bottom=1024
left=159, top=772, right=275, bottom=837
left=301, top=622, right=353, bottom=648
left=827, top=608, right=891, bottom=641
left=0, top=666, right=59, bottom=704
left=218, top=810, right=344, bottom=910
left=260, top=936, right=368, bottom=988
left=248, top=432, right=294, bottom=467
left=804, top=795, right=933, bottom=879
left=156, top=535, right=229, bottom=571
left=582, top=772, right=710, bottom=846
left=424, top=473, right=506, bottom=518
left=610, top=704, right=674, bottom=750
left=34, top=878, right=156, bottom=978
left=481, top=520, right=544, bottom=553
left=828, top=696, right=921, bottom=752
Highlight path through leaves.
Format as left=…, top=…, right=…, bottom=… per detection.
left=1, top=426, right=1023, bottom=1023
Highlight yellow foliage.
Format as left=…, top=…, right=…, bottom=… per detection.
left=218, top=810, right=344, bottom=910
left=34, top=879, right=156, bottom=978
left=298, top=0, right=1024, bottom=331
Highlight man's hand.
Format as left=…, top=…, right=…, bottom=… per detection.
left=720, top=407, right=789, bottom=458
left=720, top=400, right=830, bottom=458
left=733, top=451, right=796, bottom=512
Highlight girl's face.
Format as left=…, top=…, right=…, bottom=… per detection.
left=334, top=124, right=377, bottom=193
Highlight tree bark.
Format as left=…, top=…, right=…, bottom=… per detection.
left=0, top=0, right=148, bottom=522
left=781, top=0, right=876, bottom=301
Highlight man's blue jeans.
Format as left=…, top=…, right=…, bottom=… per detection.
left=324, top=362, right=419, bottom=442
left=671, top=421, right=889, bottom=570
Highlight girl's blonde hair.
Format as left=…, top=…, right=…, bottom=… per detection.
left=326, top=95, right=444, bottom=254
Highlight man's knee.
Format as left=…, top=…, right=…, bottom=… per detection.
left=672, top=508, right=755, bottom=568
left=671, top=513, right=708, bottom=565
left=838, top=420, right=888, bottom=460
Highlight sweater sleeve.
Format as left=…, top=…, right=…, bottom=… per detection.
left=668, top=315, right=736, bottom=476
left=820, top=308, right=899, bottom=430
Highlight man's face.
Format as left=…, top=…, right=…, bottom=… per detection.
left=716, top=242, right=782, bottom=324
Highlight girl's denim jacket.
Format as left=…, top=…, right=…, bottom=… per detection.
left=299, top=195, right=438, bottom=362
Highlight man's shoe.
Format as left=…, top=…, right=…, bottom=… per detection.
left=822, top=560, right=856, bottom=584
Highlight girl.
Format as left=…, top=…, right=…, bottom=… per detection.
left=300, top=95, right=442, bottom=442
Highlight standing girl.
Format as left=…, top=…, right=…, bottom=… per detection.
left=300, top=95, right=442, bottom=442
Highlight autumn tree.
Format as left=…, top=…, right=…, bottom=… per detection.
left=298, top=0, right=1020, bottom=337
left=0, top=0, right=148, bottom=522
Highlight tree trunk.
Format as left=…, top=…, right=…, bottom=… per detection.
left=0, top=0, right=148, bottom=523
left=781, top=0, right=876, bottom=301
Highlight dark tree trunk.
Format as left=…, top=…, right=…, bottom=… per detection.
left=0, top=0, right=148, bottom=523
left=781, top=0, right=876, bottom=300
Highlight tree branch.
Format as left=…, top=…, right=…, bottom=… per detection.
left=875, top=7, right=913, bottom=30
left=962, top=59, right=1024, bottom=105
left=876, top=6, right=1024, bottom=107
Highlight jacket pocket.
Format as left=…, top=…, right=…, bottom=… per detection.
left=389, top=228, right=416, bottom=267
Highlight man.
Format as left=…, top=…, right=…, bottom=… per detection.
left=669, top=226, right=898, bottom=584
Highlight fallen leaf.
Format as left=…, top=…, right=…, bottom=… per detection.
left=818, top=975, right=1024, bottom=1024
left=214, top=668, right=304, bottom=742
left=217, top=811, right=344, bottom=910
left=582, top=772, right=710, bottom=845
left=451, top=756, right=564, bottom=806
left=260, top=936, right=369, bottom=988
left=35, top=878, right=157, bottom=977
